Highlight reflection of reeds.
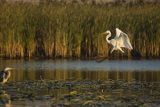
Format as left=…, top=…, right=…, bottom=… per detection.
left=0, top=3, right=160, bottom=59
left=9, top=69, right=160, bottom=82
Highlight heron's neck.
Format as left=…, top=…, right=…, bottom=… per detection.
left=5, top=71, right=10, bottom=79
left=106, top=32, right=111, bottom=44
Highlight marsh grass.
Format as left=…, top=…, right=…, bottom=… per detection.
left=0, top=3, right=160, bottom=59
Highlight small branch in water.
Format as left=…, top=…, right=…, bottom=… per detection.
left=40, top=75, right=47, bottom=85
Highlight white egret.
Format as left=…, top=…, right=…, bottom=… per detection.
left=102, top=28, right=133, bottom=53
left=0, top=67, right=14, bottom=84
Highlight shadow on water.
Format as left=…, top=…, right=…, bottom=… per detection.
left=0, top=59, right=160, bottom=106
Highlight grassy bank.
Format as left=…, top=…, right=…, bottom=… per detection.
left=0, top=3, right=160, bottom=59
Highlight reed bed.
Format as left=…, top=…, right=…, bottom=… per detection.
left=0, top=3, right=160, bottom=59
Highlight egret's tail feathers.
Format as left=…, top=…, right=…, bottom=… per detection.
left=131, top=49, right=142, bottom=59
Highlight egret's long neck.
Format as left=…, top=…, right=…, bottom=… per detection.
left=106, top=32, right=111, bottom=44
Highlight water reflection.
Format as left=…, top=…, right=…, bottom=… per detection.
left=0, top=59, right=159, bottom=82
left=9, top=70, right=160, bottom=82
left=0, top=90, right=11, bottom=107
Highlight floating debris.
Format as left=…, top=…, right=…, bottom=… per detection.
left=0, top=80, right=159, bottom=106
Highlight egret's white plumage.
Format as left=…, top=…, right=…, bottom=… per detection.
left=103, top=28, right=133, bottom=53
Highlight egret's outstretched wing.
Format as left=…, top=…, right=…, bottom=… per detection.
left=118, top=32, right=133, bottom=50
left=115, top=28, right=123, bottom=38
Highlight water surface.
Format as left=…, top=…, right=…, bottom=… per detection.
left=0, top=59, right=160, bottom=106
left=0, top=59, right=160, bottom=81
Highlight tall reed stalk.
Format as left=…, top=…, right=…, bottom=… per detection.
left=0, top=3, right=160, bottom=59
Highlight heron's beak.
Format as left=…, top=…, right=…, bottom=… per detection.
left=5, top=67, right=15, bottom=71
left=9, top=68, right=15, bottom=71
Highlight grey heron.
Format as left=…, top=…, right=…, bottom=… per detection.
left=0, top=67, right=14, bottom=84
left=102, top=28, right=133, bottom=53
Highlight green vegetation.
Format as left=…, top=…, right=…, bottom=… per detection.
left=0, top=3, right=160, bottom=59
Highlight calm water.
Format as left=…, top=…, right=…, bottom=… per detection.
left=0, top=59, right=160, bottom=106
left=0, top=59, right=160, bottom=81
